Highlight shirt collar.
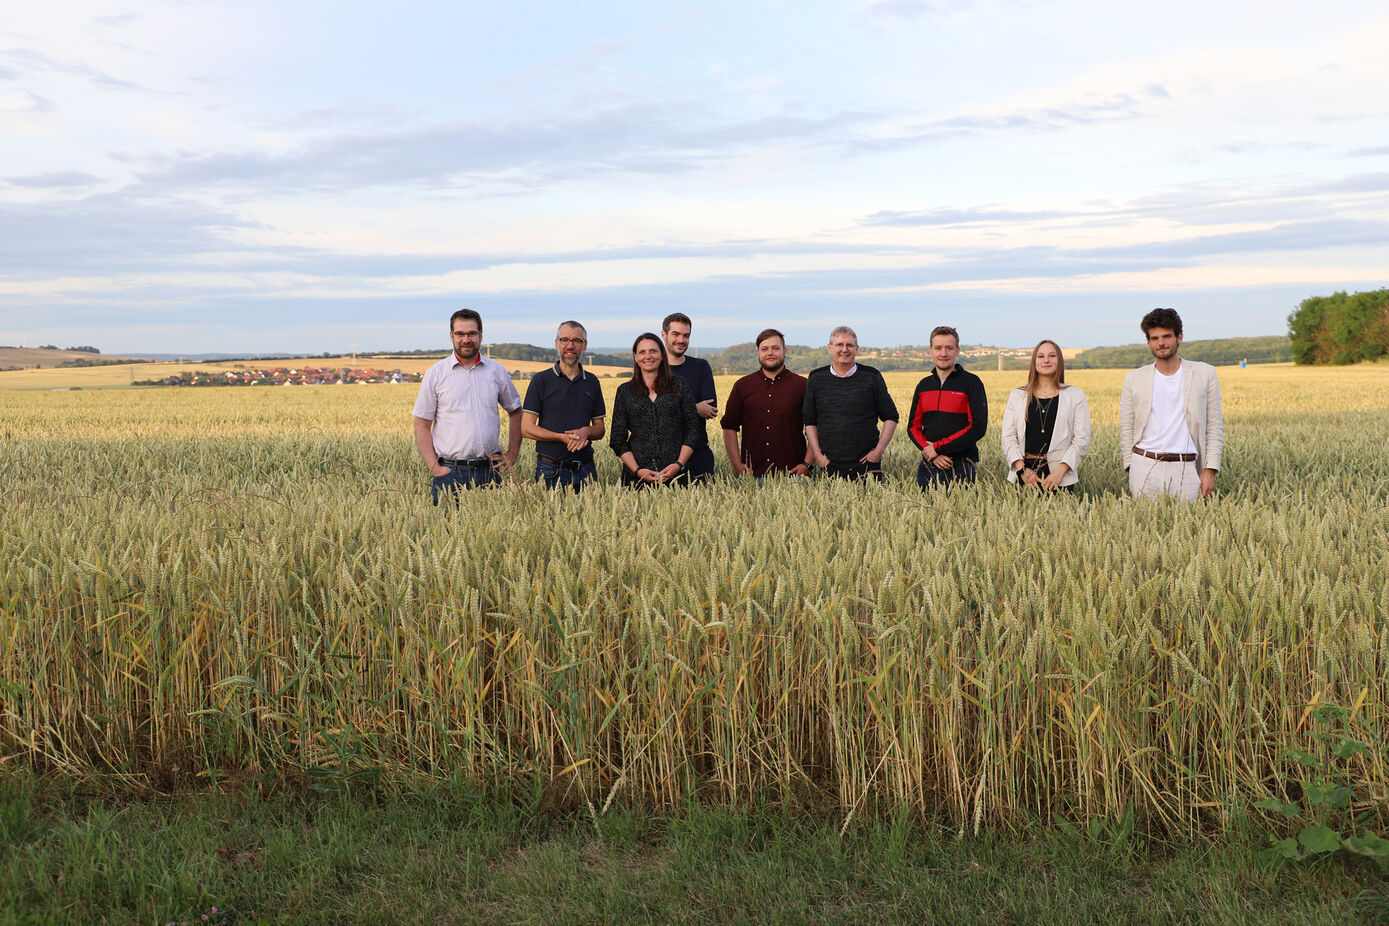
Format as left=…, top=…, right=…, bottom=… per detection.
left=453, top=353, right=485, bottom=370
left=553, top=361, right=586, bottom=381
left=829, top=363, right=858, bottom=378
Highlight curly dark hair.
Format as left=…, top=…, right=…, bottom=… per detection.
left=1140, top=308, right=1182, bottom=337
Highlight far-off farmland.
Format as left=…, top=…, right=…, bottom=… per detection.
left=1, top=363, right=1386, bottom=839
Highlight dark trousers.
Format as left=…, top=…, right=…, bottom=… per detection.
left=683, top=444, right=716, bottom=482
left=1014, top=461, right=1076, bottom=493
left=916, top=458, right=976, bottom=489
left=824, top=460, right=884, bottom=481
left=620, top=467, right=693, bottom=489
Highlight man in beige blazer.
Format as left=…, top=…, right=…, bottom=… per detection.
left=1119, top=308, right=1224, bottom=500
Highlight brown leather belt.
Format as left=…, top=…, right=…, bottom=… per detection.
left=1132, top=446, right=1196, bottom=463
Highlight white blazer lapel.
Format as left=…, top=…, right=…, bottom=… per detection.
left=1050, top=385, right=1073, bottom=446
left=1182, top=361, right=1200, bottom=455
left=1135, top=365, right=1155, bottom=440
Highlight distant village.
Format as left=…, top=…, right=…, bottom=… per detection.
left=142, top=367, right=424, bottom=387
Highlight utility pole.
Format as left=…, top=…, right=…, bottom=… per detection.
left=350, top=343, right=358, bottom=360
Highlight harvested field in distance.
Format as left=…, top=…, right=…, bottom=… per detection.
left=0, top=347, right=155, bottom=371
left=0, top=354, right=630, bottom=390
left=1, top=363, right=1387, bottom=835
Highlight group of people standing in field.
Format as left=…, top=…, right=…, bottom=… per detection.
left=412, top=307, right=1223, bottom=502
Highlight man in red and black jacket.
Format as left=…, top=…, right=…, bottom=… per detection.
left=907, top=325, right=988, bottom=488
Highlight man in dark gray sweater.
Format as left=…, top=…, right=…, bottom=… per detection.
left=803, top=325, right=899, bottom=480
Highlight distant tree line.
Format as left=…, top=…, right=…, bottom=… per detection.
left=704, top=343, right=936, bottom=375
left=486, top=342, right=632, bottom=367
left=370, top=343, right=632, bottom=367
left=1287, top=289, right=1389, bottom=365
left=362, top=333, right=1292, bottom=375
left=59, top=357, right=150, bottom=368
left=0, top=344, right=101, bottom=353
left=1064, top=335, right=1291, bottom=370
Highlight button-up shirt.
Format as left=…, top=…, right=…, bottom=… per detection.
left=720, top=367, right=808, bottom=476
left=412, top=354, right=522, bottom=459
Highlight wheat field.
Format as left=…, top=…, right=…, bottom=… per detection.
left=1, top=363, right=1386, bottom=834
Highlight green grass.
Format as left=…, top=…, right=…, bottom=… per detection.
left=1, top=777, right=1385, bottom=925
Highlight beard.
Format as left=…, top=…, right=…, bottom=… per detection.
left=760, top=359, right=785, bottom=374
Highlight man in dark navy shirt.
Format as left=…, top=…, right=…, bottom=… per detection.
left=521, top=320, right=607, bottom=491
left=662, top=312, right=717, bottom=481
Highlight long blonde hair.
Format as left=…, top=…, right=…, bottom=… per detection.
left=1024, top=340, right=1066, bottom=420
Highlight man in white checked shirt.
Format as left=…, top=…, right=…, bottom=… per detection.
left=412, top=309, right=523, bottom=502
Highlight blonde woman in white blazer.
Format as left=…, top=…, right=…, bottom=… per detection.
left=1001, top=340, right=1091, bottom=491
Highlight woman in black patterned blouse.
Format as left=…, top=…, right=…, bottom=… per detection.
left=610, top=332, right=702, bottom=487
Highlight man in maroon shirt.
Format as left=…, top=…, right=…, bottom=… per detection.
left=720, top=328, right=813, bottom=478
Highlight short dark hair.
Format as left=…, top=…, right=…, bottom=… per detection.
left=662, top=312, right=692, bottom=333
left=556, top=320, right=587, bottom=338
left=1140, top=308, right=1183, bottom=337
left=755, top=328, right=785, bottom=349
left=450, top=308, right=482, bottom=333
left=929, top=325, right=959, bottom=346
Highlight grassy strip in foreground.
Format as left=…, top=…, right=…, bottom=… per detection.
left=1, top=778, right=1385, bottom=925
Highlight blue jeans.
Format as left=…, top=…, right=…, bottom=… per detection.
left=431, top=462, right=499, bottom=503
left=535, top=458, right=597, bottom=491
left=916, top=458, right=976, bottom=490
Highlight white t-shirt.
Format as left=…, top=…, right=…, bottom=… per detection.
left=1136, top=365, right=1197, bottom=455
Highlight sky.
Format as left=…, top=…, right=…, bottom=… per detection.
left=3, top=0, right=1388, bottom=355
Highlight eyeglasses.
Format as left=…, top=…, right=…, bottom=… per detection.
left=557, top=338, right=587, bottom=346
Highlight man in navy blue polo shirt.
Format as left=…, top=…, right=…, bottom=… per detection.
left=662, top=312, right=717, bottom=481
left=521, top=320, right=607, bottom=490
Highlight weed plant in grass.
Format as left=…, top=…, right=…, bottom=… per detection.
left=0, top=365, right=1387, bottom=837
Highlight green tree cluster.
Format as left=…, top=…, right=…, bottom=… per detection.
left=1287, top=289, right=1389, bottom=364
